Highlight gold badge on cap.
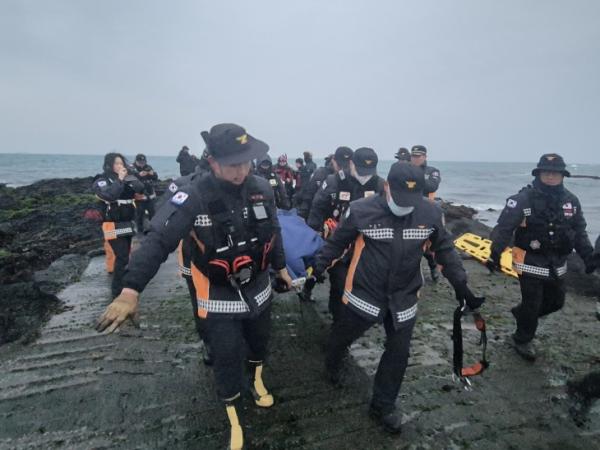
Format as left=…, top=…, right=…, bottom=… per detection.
left=406, top=181, right=416, bottom=189
left=546, top=155, right=556, bottom=161
left=365, top=160, right=373, bottom=165
left=236, top=134, right=248, bottom=145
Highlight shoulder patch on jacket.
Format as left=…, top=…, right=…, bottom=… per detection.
left=171, top=192, right=189, bottom=205
left=168, top=182, right=178, bottom=193
left=506, top=199, right=517, bottom=208
left=97, top=180, right=107, bottom=188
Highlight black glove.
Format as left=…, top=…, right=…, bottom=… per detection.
left=297, top=271, right=325, bottom=302
left=486, top=250, right=501, bottom=274
left=455, top=282, right=485, bottom=310
left=272, top=277, right=290, bottom=293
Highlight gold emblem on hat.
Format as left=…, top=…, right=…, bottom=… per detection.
left=365, top=159, right=373, bottom=165
left=546, top=155, right=556, bottom=161
left=236, top=134, right=248, bottom=145
left=406, top=181, right=416, bottom=189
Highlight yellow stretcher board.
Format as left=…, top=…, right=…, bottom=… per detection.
left=454, top=233, right=518, bottom=278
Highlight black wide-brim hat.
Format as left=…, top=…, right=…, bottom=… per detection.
left=531, top=153, right=570, bottom=177
left=387, top=162, right=425, bottom=207
left=201, top=123, right=269, bottom=166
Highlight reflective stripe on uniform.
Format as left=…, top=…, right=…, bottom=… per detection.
left=254, top=282, right=272, bottom=306
left=360, top=228, right=394, bottom=240
left=343, top=290, right=380, bottom=317
left=513, top=262, right=550, bottom=277
left=402, top=228, right=434, bottom=240
left=197, top=298, right=250, bottom=314
left=396, top=303, right=418, bottom=323
left=178, top=265, right=192, bottom=276
left=103, top=227, right=134, bottom=239
left=555, top=263, right=568, bottom=277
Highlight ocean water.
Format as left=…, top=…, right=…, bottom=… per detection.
left=1, top=153, right=599, bottom=238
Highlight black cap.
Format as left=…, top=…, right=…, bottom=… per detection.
left=387, top=162, right=425, bottom=207
left=352, top=147, right=378, bottom=176
left=334, top=146, right=353, bottom=168
left=395, top=147, right=410, bottom=162
left=135, top=153, right=146, bottom=162
left=411, top=145, right=427, bottom=156
left=182, top=145, right=189, bottom=151
left=201, top=123, right=269, bottom=165
left=532, top=153, right=570, bottom=177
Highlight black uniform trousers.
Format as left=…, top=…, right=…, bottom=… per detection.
left=184, top=277, right=208, bottom=342
left=135, top=199, right=155, bottom=233
left=328, top=262, right=349, bottom=322
left=513, top=274, right=566, bottom=343
left=326, top=305, right=415, bottom=414
left=108, top=236, right=132, bottom=298
left=423, top=251, right=437, bottom=271
left=205, top=305, right=272, bottom=400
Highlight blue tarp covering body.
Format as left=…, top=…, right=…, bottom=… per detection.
left=278, top=208, right=324, bottom=279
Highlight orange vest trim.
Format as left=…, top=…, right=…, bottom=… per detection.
left=343, top=234, right=366, bottom=304
left=191, top=263, right=210, bottom=319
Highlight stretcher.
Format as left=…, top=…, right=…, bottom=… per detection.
left=453, top=233, right=518, bottom=278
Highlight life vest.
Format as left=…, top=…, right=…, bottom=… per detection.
left=514, top=187, right=576, bottom=256
left=329, top=173, right=384, bottom=221
left=190, top=176, right=276, bottom=288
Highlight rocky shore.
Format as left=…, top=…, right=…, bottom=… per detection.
left=0, top=177, right=599, bottom=448
left=0, top=177, right=173, bottom=344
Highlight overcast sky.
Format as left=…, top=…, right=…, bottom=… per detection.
left=1, top=0, right=599, bottom=163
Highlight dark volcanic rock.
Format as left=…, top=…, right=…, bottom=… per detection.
left=0, top=178, right=103, bottom=344
left=0, top=282, right=61, bottom=345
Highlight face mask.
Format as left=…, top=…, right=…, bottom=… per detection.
left=354, top=173, right=372, bottom=185
left=387, top=197, right=414, bottom=217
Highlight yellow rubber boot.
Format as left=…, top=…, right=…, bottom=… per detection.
left=225, top=397, right=244, bottom=450
left=249, top=361, right=274, bottom=408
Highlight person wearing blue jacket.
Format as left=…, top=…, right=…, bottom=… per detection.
left=277, top=208, right=323, bottom=279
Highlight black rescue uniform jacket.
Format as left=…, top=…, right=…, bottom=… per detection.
left=307, top=171, right=385, bottom=232
left=255, top=168, right=291, bottom=210
left=490, top=180, right=593, bottom=279
left=122, top=172, right=286, bottom=320
left=298, top=165, right=333, bottom=219
left=92, top=172, right=144, bottom=239
left=133, top=163, right=159, bottom=200
left=154, top=169, right=207, bottom=279
left=417, top=164, right=441, bottom=200
left=314, top=195, right=467, bottom=329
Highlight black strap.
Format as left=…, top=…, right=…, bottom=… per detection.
left=452, top=300, right=489, bottom=388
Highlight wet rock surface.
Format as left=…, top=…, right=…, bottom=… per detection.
left=0, top=177, right=175, bottom=344
left=0, top=253, right=598, bottom=449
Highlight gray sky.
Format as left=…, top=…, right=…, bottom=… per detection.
left=1, top=0, right=600, bottom=162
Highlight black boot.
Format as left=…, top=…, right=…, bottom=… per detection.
left=369, top=405, right=403, bottom=434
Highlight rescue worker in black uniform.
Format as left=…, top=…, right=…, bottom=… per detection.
left=132, top=153, right=158, bottom=233
left=255, top=155, right=291, bottom=210
left=307, top=163, right=483, bottom=433
left=307, top=147, right=386, bottom=320
left=395, top=147, right=411, bottom=162
left=176, top=145, right=199, bottom=176
left=92, top=153, right=144, bottom=298
left=96, top=124, right=293, bottom=450
left=489, top=153, right=595, bottom=361
left=297, top=152, right=336, bottom=219
left=410, top=145, right=442, bottom=281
